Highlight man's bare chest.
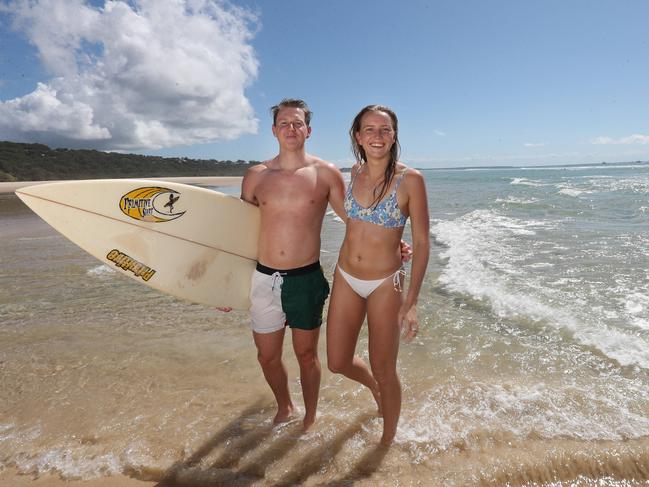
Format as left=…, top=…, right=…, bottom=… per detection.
left=255, top=174, right=327, bottom=208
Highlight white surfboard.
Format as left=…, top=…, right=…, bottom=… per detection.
left=15, top=179, right=259, bottom=310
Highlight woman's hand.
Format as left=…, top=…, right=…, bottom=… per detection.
left=398, top=304, right=419, bottom=342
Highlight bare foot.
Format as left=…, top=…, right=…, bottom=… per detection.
left=273, top=403, right=295, bottom=424
left=379, top=434, right=394, bottom=446
left=302, top=414, right=316, bottom=431
left=371, top=387, right=383, bottom=416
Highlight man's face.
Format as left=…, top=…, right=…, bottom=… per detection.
left=272, top=107, right=311, bottom=149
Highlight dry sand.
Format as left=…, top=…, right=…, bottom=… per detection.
left=0, top=176, right=243, bottom=194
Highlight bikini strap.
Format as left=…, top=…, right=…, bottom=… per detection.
left=393, top=266, right=406, bottom=292
left=394, top=167, right=408, bottom=189
left=348, top=164, right=362, bottom=189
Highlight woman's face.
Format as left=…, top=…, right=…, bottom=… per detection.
left=355, top=110, right=395, bottom=161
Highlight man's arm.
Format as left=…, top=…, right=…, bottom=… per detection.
left=322, top=161, right=347, bottom=222
left=241, top=163, right=265, bottom=205
left=216, top=164, right=265, bottom=313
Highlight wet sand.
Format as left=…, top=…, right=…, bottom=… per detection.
left=0, top=176, right=243, bottom=194
left=0, top=469, right=154, bottom=487
left=2, top=175, right=241, bottom=487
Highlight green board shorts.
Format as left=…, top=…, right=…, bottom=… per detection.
left=249, top=261, right=330, bottom=334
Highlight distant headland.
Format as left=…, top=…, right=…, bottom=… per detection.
left=0, top=141, right=262, bottom=182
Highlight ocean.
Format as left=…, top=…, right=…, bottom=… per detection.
left=2, top=163, right=649, bottom=486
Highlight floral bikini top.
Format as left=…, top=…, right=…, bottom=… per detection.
left=344, top=166, right=408, bottom=228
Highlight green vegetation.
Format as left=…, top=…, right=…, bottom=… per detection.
left=0, top=141, right=261, bottom=182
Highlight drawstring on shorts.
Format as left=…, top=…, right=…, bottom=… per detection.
left=271, top=271, right=283, bottom=292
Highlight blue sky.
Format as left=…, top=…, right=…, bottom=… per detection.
left=1, top=0, right=648, bottom=168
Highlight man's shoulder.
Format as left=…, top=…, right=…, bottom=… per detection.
left=248, top=160, right=270, bottom=173
left=243, top=160, right=273, bottom=179
left=309, top=155, right=341, bottom=174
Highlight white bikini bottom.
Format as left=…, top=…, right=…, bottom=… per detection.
left=336, top=265, right=405, bottom=299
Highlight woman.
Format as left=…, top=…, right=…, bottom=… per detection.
left=327, top=105, right=430, bottom=445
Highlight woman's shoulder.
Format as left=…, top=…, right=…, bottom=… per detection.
left=396, top=163, right=422, bottom=179
left=396, top=163, right=425, bottom=189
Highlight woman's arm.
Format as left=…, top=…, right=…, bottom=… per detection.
left=399, top=169, right=430, bottom=341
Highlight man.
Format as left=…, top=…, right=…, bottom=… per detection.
left=240, top=99, right=346, bottom=430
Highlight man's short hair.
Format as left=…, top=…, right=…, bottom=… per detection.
left=271, top=99, right=312, bottom=126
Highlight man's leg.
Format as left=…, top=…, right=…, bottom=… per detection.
left=253, top=327, right=294, bottom=424
left=291, top=327, right=321, bottom=430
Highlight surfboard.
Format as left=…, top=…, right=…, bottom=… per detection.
left=15, top=179, right=259, bottom=310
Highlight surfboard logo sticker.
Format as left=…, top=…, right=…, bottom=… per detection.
left=119, top=187, right=186, bottom=222
left=106, top=249, right=156, bottom=281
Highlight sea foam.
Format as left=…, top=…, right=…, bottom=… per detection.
left=431, top=209, right=649, bottom=369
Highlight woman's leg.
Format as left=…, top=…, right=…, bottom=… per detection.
left=326, top=268, right=381, bottom=411
left=366, top=277, right=404, bottom=445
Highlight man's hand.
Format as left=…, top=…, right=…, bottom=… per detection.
left=400, top=240, right=412, bottom=263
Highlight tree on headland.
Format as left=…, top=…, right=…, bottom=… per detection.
left=0, top=141, right=260, bottom=182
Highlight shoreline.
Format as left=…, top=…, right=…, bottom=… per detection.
left=0, top=176, right=243, bottom=194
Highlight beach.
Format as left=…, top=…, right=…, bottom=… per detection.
left=2, top=176, right=235, bottom=487
left=0, top=468, right=153, bottom=487
left=2, top=166, right=649, bottom=486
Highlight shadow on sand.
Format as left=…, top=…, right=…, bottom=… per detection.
left=153, top=405, right=387, bottom=487
left=154, top=399, right=272, bottom=486
left=316, top=444, right=389, bottom=487
left=270, top=412, right=379, bottom=487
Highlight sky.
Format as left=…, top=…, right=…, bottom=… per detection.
left=1, top=0, right=648, bottom=168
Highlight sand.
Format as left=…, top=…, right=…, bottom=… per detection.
left=2, top=175, right=244, bottom=486
left=0, top=469, right=155, bottom=487
left=0, top=176, right=243, bottom=194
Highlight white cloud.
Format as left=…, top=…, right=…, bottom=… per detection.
left=434, top=130, right=446, bottom=137
left=592, top=134, right=649, bottom=145
left=0, top=0, right=259, bottom=150
left=524, top=142, right=545, bottom=148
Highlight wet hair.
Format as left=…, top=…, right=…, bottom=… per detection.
left=270, top=98, right=312, bottom=127
left=349, top=104, right=401, bottom=208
